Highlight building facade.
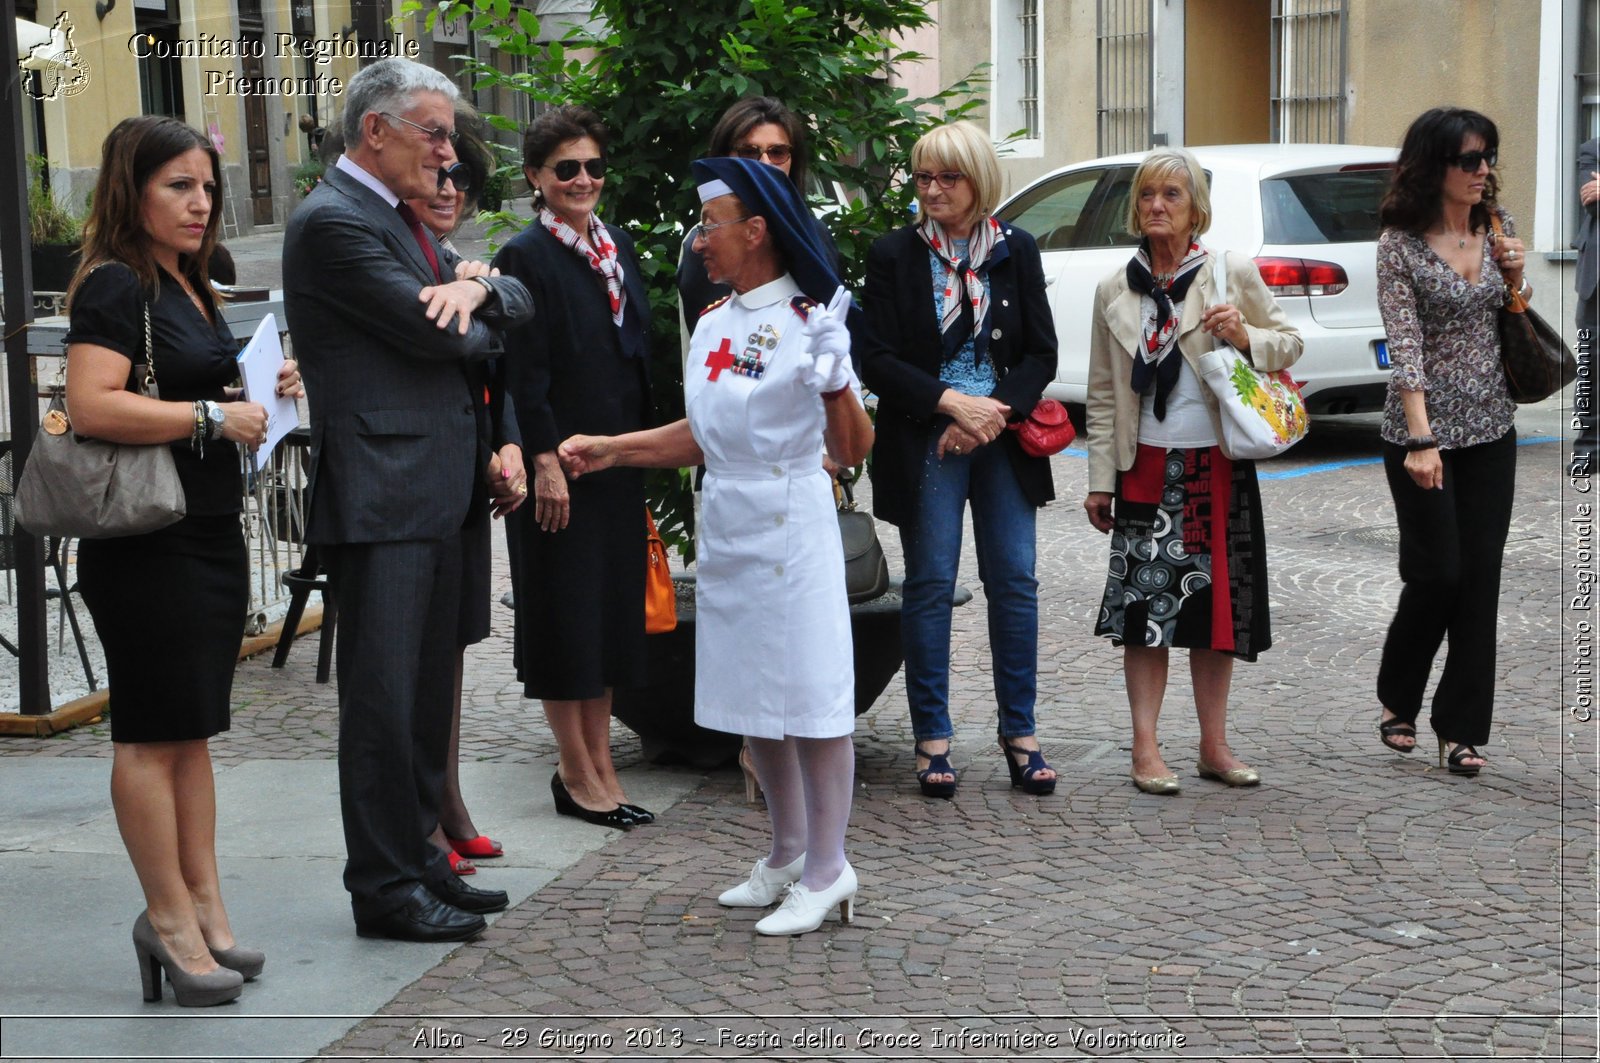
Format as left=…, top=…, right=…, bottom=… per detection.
left=16, top=0, right=592, bottom=239
left=936, top=0, right=1592, bottom=335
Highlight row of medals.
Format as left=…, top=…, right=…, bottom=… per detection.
left=732, top=323, right=780, bottom=380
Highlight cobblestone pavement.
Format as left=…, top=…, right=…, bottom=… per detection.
left=7, top=222, right=1595, bottom=1058
left=306, top=421, right=1596, bottom=1061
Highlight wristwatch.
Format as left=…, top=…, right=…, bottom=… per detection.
left=471, top=275, right=496, bottom=304
left=203, top=400, right=226, bottom=440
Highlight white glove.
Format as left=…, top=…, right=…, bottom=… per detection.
left=800, top=286, right=856, bottom=394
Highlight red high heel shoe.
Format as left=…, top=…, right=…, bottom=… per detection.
left=447, top=835, right=503, bottom=860
left=447, top=850, right=476, bottom=876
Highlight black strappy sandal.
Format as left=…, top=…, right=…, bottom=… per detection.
left=999, top=734, right=1057, bottom=796
left=915, top=742, right=958, bottom=799
left=1438, top=740, right=1486, bottom=776
left=1378, top=712, right=1417, bottom=754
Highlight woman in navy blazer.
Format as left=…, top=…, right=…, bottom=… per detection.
left=859, top=121, right=1058, bottom=799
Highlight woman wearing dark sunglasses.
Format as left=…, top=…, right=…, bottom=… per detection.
left=491, top=105, right=656, bottom=827
left=677, top=97, right=843, bottom=328
left=858, top=120, right=1059, bottom=799
left=1373, top=107, right=1526, bottom=777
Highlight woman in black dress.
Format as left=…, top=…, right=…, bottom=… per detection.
left=492, top=106, right=654, bottom=828
left=65, top=116, right=302, bottom=1005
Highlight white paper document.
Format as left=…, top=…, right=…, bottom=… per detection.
left=236, top=313, right=300, bottom=471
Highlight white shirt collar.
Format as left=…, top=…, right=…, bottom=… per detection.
left=335, top=154, right=399, bottom=208
left=734, top=273, right=799, bottom=310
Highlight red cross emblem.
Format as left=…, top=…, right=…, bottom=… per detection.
left=705, top=337, right=736, bottom=381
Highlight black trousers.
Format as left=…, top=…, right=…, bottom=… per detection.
left=1577, top=292, right=1598, bottom=461
left=1377, top=430, right=1516, bottom=746
left=324, top=534, right=462, bottom=921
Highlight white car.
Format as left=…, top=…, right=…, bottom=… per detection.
left=995, top=143, right=1399, bottom=414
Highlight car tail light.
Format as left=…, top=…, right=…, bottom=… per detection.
left=1254, top=256, right=1349, bottom=297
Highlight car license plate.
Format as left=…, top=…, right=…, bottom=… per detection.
left=1374, top=339, right=1389, bottom=368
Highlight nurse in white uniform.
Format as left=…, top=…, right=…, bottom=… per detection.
left=559, top=157, right=873, bottom=936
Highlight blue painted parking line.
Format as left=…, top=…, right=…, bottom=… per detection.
left=1258, top=434, right=1559, bottom=480
left=1058, top=436, right=1559, bottom=480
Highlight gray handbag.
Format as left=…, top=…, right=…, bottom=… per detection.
left=15, top=290, right=188, bottom=539
left=836, top=475, right=888, bottom=605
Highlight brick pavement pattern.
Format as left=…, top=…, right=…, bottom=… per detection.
left=8, top=391, right=1595, bottom=1056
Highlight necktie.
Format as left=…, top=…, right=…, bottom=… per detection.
left=395, top=201, right=443, bottom=283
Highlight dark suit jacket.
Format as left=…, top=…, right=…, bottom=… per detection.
left=858, top=222, right=1058, bottom=528
left=284, top=165, right=533, bottom=544
left=1578, top=138, right=1599, bottom=302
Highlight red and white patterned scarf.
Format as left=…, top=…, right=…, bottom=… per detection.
left=917, top=215, right=1003, bottom=360
left=540, top=205, right=626, bottom=326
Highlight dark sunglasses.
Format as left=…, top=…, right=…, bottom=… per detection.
left=912, top=170, right=965, bottom=190
left=437, top=162, right=473, bottom=194
left=1444, top=149, right=1496, bottom=173
left=545, top=157, right=606, bottom=181
left=734, top=143, right=792, bottom=164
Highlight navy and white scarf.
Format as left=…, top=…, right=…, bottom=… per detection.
left=1126, top=238, right=1207, bottom=420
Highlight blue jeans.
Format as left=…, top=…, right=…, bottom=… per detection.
left=898, top=433, right=1039, bottom=742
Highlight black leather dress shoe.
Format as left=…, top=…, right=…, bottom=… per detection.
left=431, top=874, right=509, bottom=914
left=355, top=886, right=486, bottom=942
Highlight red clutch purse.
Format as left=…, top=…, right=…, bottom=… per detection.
left=1009, top=398, right=1076, bottom=457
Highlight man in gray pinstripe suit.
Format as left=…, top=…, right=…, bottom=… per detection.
left=284, top=58, right=534, bottom=941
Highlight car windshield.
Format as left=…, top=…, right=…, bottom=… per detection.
left=1260, top=167, right=1391, bottom=244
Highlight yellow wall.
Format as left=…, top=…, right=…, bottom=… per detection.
left=1185, top=0, right=1271, bottom=145
left=1347, top=0, right=1540, bottom=232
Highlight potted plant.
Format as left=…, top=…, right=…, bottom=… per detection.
left=292, top=160, right=324, bottom=199
left=27, top=154, right=81, bottom=296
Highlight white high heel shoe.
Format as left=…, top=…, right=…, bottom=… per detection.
left=717, top=854, right=805, bottom=908
left=754, top=863, right=857, bottom=936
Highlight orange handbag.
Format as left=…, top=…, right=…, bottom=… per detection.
left=644, top=507, right=677, bottom=634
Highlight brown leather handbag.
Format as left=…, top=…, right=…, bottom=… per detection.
left=1491, top=214, right=1576, bottom=404
left=644, top=507, right=677, bottom=634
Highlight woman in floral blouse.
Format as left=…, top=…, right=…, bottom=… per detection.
left=1374, top=107, right=1527, bottom=777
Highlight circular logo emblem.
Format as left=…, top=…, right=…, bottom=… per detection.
left=42, top=408, right=69, bottom=435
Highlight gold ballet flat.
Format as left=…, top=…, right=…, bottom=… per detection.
left=1196, top=759, right=1261, bottom=787
left=1130, top=771, right=1181, bottom=795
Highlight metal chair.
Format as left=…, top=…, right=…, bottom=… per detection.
left=0, top=448, right=98, bottom=689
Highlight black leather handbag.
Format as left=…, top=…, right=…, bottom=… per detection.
left=836, top=476, right=888, bottom=605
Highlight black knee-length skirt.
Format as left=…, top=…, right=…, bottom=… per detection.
left=77, top=514, right=248, bottom=742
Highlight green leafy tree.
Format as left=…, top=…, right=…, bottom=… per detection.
left=401, top=0, right=985, bottom=559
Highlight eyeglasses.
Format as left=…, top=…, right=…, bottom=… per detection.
left=437, top=162, right=473, bottom=195
left=734, top=143, right=792, bottom=165
left=912, top=170, right=965, bottom=190
left=1444, top=149, right=1497, bottom=173
left=689, top=216, right=751, bottom=242
left=381, top=111, right=458, bottom=147
left=544, top=157, right=606, bottom=182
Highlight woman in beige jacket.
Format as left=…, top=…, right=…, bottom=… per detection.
left=1082, top=147, right=1302, bottom=795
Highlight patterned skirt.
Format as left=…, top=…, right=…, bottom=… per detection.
left=1094, top=444, right=1272, bottom=661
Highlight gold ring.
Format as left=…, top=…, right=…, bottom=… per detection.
left=517, top=483, right=528, bottom=495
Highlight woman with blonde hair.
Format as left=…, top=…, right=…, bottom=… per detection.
left=859, top=120, right=1060, bottom=799
left=1082, top=146, right=1302, bottom=794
